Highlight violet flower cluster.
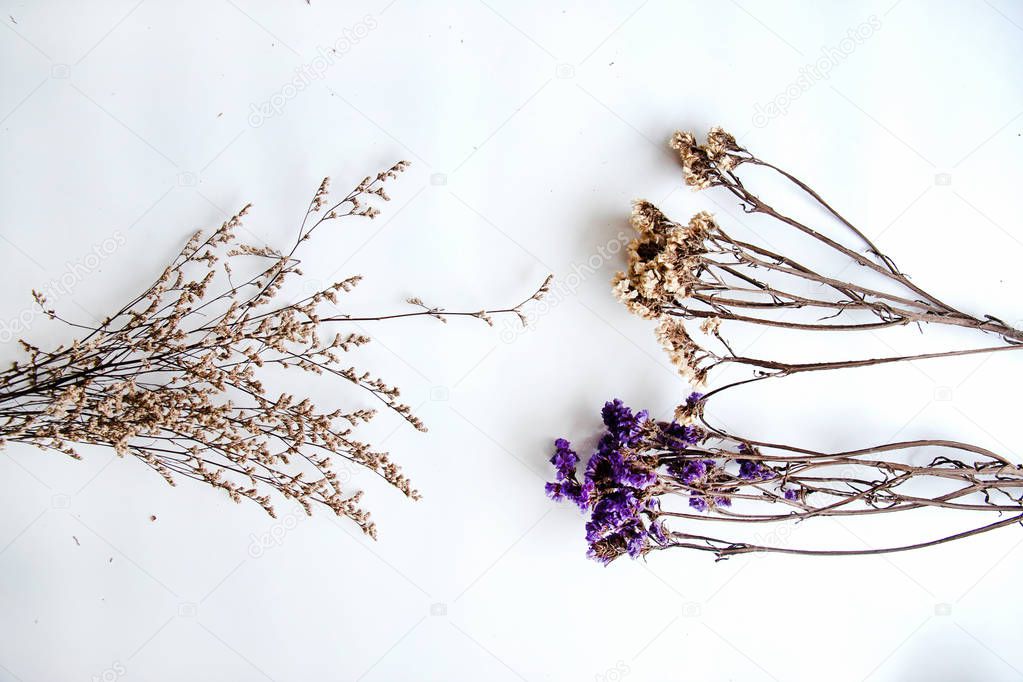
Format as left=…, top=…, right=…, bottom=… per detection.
left=545, top=397, right=789, bottom=564
left=546, top=400, right=661, bottom=563
left=545, top=396, right=1023, bottom=562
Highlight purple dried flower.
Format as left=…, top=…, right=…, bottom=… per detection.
left=586, top=543, right=616, bottom=565
left=586, top=489, right=642, bottom=542
left=546, top=400, right=665, bottom=564
left=738, top=458, right=775, bottom=481
left=688, top=492, right=730, bottom=512
left=682, top=459, right=707, bottom=483
left=587, top=524, right=647, bottom=564
left=601, top=399, right=648, bottom=448
left=625, top=522, right=648, bottom=558
left=550, top=438, right=579, bottom=481
left=658, top=421, right=701, bottom=450
left=544, top=438, right=594, bottom=509
left=668, top=457, right=717, bottom=484
left=610, top=453, right=657, bottom=489
left=544, top=481, right=565, bottom=502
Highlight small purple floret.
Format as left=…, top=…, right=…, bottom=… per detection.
left=738, top=458, right=775, bottom=481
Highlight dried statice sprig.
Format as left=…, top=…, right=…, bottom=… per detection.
left=0, top=161, right=550, bottom=537
left=547, top=398, right=1023, bottom=564
left=613, top=128, right=1023, bottom=388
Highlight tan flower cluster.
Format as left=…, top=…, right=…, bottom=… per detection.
left=0, top=162, right=546, bottom=537
left=611, top=201, right=716, bottom=321
left=611, top=201, right=722, bottom=382
left=655, top=317, right=711, bottom=386
left=699, top=316, right=722, bottom=336
left=669, top=127, right=746, bottom=190
left=672, top=398, right=705, bottom=426
left=610, top=128, right=749, bottom=388
left=608, top=199, right=725, bottom=387
left=611, top=201, right=720, bottom=383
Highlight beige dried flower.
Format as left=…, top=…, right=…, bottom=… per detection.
left=655, top=317, right=710, bottom=385
left=670, top=131, right=716, bottom=190
left=704, top=126, right=745, bottom=171
left=611, top=202, right=717, bottom=321
left=700, top=316, right=722, bottom=336
left=0, top=162, right=549, bottom=537
left=670, top=128, right=746, bottom=188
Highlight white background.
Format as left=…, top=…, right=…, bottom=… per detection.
left=1, top=1, right=1022, bottom=680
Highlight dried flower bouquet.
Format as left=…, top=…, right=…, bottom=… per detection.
left=547, top=397, right=1023, bottom=564
left=547, top=129, right=1023, bottom=564
left=0, top=161, right=548, bottom=536
left=613, top=129, right=1023, bottom=389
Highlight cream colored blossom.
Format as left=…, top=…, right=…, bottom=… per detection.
left=673, top=397, right=705, bottom=425
left=700, top=316, right=722, bottom=335
left=670, top=127, right=746, bottom=188
left=704, top=126, right=744, bottom=172
left=670, top=130, right=716, bottom=190
left=612, top=202, right=721, bottom=325
left=655, top=317, right=708, bottom=385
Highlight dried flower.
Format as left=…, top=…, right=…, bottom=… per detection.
left=564, top=127, right=1023, bottom=562
left=618, top=128, right=1023, bottom=389
left=737, top=458, right=775, bottom=481
left=0, top=161, right=549, bottom=537
left=547, top=400, right=1023, bottom=563
left=670, top=127, right=748, bottom=189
